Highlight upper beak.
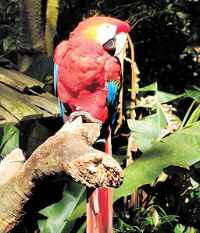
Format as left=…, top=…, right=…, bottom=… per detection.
left=114, top=32, right=128, bottom=70
left=114, top=32, right=128, bottom=58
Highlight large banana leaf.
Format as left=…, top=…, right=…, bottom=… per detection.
left=38, top=182, right=86, bottom=233
left=114, top=121, right=200, bottom=201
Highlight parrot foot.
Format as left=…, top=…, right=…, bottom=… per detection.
left=69, top=111, right=102, bottom=128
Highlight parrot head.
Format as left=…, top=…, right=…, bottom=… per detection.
left=70, top=16, right=131, bottom=57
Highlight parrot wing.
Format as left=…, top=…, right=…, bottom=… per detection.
left=54, top=40, right=121, bottom=123
left=53, top=63, right=58, bottom=96
left=53, top=63, right=66, bottom=120
left=53, top=40, right=69, bottom=120
left=107, top=80, right=121, bottom=125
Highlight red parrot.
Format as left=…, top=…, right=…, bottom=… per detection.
left=54, top=16, right=130, bottom=233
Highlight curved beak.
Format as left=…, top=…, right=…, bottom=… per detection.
left=114, top=32, right=128, bottom=71
left=114, top=32, right=128, bottom=58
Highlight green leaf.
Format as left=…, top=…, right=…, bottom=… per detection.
left=115, top=217, right=140, bottom=232
left=128, top=101, right=170, bottom=153
left=76, top=221, right=86, bottom=233
left=185, top=89, right=200, bottom=103
left=131, top=82, right=182, bottom=153
left=157, top=105, right=168, bottom=128
left=174, top=224, right=190, bottom=233
left=139, top=82, right=158, bottom=92
left=186, top=104, right=200, bottom=126
left=38, top=182, right=86, bottom=233
left=128, top=114, right=163, bottom=152
left=0, top=125, right=19, bottom=157
left=152, top=209, right=160, bottom=227
left=137, top=84, right=183, bottom=122
left=157, top=91, right=184, bottom=103
left=114, top=121, right=200, bottom=201
left=68, top=189, right=86, bottom=221
left=139, top=82, right=183, bottom=102
left=3, top=36, right=15, bottom=52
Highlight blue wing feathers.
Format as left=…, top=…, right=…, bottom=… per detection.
left=54, top=63, right=65, bottom=121
left=107, top=81, right=118, bottom=106
left=59, top=101, right=66, bottom=121
left=107, top=81, right=119, bottom=125
left=54, top=64, right=58, bottom=96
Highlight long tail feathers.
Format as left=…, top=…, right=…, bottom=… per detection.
left=86, top=128, right=113, bottom=233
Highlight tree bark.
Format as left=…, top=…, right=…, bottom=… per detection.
left=0, top=118, right=123, bottom=233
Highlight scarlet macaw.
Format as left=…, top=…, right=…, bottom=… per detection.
left=54, top=16, right=130, bottom=233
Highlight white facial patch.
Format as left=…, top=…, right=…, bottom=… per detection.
left=96, top=23, right=117, bottom=45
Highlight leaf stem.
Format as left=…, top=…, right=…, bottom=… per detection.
left=185, top=103, right=200, bottom=127
left=179, top=100, right=196, bottom=130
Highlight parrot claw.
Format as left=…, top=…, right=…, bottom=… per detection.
left=69, top=111, right=103, bottom=128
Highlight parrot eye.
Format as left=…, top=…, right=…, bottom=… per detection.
left=103, top=37, right=116, bottom=56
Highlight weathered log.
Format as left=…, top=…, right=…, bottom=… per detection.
left=0, top=118, right=123, bottom=233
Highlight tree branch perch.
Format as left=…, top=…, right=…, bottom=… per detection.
left=0, top=118, right=123, bottom=232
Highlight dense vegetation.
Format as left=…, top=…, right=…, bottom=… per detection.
left=0, top=0, right=200, bottom=232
